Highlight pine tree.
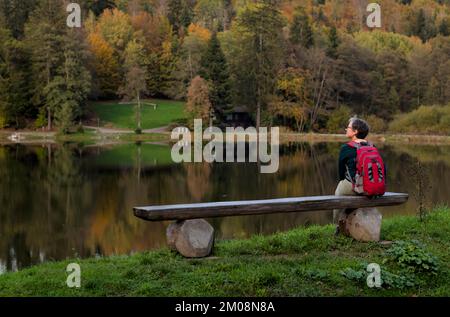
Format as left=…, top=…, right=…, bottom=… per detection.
left=410, top=9, right=436, bottom=43
left=160, top=34, right=184, bottom=99
left=167, top=0, right=193, bottom=35
left=24, top=0, right=66, bottom=130
left=200, top=33, right=232, bottom=123
left=24, top=0, right=91, bottom=132
left=439, top=18, right=450, bottom=36
left=290, top=7, right=314, bottom=48
left=0, top=27, right=13, bottom=127
left=59, top=29, right=92, bottom=123
left=327, top=26, right=340, bottom=58
left=0, top=0, right=38, bottom=38
left=44, top=76, right=74, bottom=134
left=234, top=0, right=285, bottom=130
left=0, top=25, right=32, bottom=128
left=86, top=0, right=116, bottom=16
left=387, top=86, right=400, bottom=118
left=416, top=9, right=428, bottom=42
left=44, top=29, right=91, bottom=134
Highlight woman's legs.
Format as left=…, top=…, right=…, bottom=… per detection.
left=333, top=179, right=356, bottom=226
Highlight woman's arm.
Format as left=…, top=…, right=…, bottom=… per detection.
left=338, top=145, right=349, bottom=181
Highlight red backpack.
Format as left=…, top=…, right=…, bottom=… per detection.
left=347, top=141, right=386, bottom=197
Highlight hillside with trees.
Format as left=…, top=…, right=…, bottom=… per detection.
left=0, top=0, right=449, bottom=133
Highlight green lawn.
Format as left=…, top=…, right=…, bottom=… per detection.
left=90, top=99, right=186, bottom=130
left=0, top=206, right=449, bottom=297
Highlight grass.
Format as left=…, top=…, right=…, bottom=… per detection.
left=388, top=104, right=450, bottom=135
left=89, top=99, right=186, bottom=130
left=0, top=206, right=449, bottom=297
left=54, top=128, right=98, bottom=144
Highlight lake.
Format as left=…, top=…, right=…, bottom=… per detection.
left=1, top=141, right=449, bottom=274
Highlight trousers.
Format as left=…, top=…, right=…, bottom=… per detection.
left=333, top=179, right=356, bottom=224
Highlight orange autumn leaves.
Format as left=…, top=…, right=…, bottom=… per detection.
left=86, top=8, right=211, bottom=99
left=88, top=32, right=121, bottom=97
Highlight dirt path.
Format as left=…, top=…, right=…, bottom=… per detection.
left=83, top=126, right=133, bottom=134
left=142, top=126, right=170, bottom=133
left=83, top=125, right=170, bottom=134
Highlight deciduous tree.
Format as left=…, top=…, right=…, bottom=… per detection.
left=186, top=76, right=212, bottom=126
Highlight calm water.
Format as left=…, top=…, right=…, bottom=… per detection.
left=1, top=141, right=449, bottom=273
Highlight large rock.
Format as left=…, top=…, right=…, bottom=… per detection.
left=166, top=219, right=215, bottom=258
left=343, top=208, right=382, bottom=242
left=166, top=221, right=182, bottom=251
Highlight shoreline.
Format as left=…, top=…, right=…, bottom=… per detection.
left=1, top=129, right=450, bottom=146
left=0, top=207, right=448, bottom=296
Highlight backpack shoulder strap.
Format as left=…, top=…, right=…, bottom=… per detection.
left=347, top=141, right=373, bottom=148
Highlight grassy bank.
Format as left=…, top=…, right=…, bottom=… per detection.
left=280, top=132, right=450, bottom=144
left=56, top=131, right=169, bottom=144
left=0, top=206, right=449, bottom=297
left=0, top=130, right=169, bottom=145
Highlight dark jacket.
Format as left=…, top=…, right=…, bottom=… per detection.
left=338, top=143, right=358, bottom=182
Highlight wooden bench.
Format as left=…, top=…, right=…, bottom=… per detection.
left=134, top=192, right=408, bottom=257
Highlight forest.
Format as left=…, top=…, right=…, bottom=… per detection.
left=0, top=0, right=449, bottom=133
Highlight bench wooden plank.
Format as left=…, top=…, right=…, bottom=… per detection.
left=133, top=192, right=408, bottom=221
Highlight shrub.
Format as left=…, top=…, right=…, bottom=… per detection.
left=76, top=124, right=84, bottom=134
left=340, top=265, right=417, bottom=289
left=354, top=30, right=418, bottom=56
left=326, top=105, right=352, bottom=133
left=364, top=114, right=387, bottom=134
left=388, top=105, right=450, bottom=134
left=341, top=240, right=439, bottom=290
left=56, top=103, right=75, bottom=135
left=0, top=112, right=7, bottom=128
left=384, top=240, right=439, bottom=274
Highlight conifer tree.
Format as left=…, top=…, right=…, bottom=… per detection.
left=25, top=0, right=66, bottom=130
left=200, top=33, right=232, bottom=123
left=0, top=26, right=32, bottom=128
left=234, top=0, right=285, bottom=130
left=327, top=26, right=340, bottom=58
left=290, top=7, right=314, bottom=48
left=167, top=0, right=193, bottom=35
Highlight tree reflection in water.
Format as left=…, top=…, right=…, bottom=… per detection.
left=0, top=142, right=449, bottom=273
